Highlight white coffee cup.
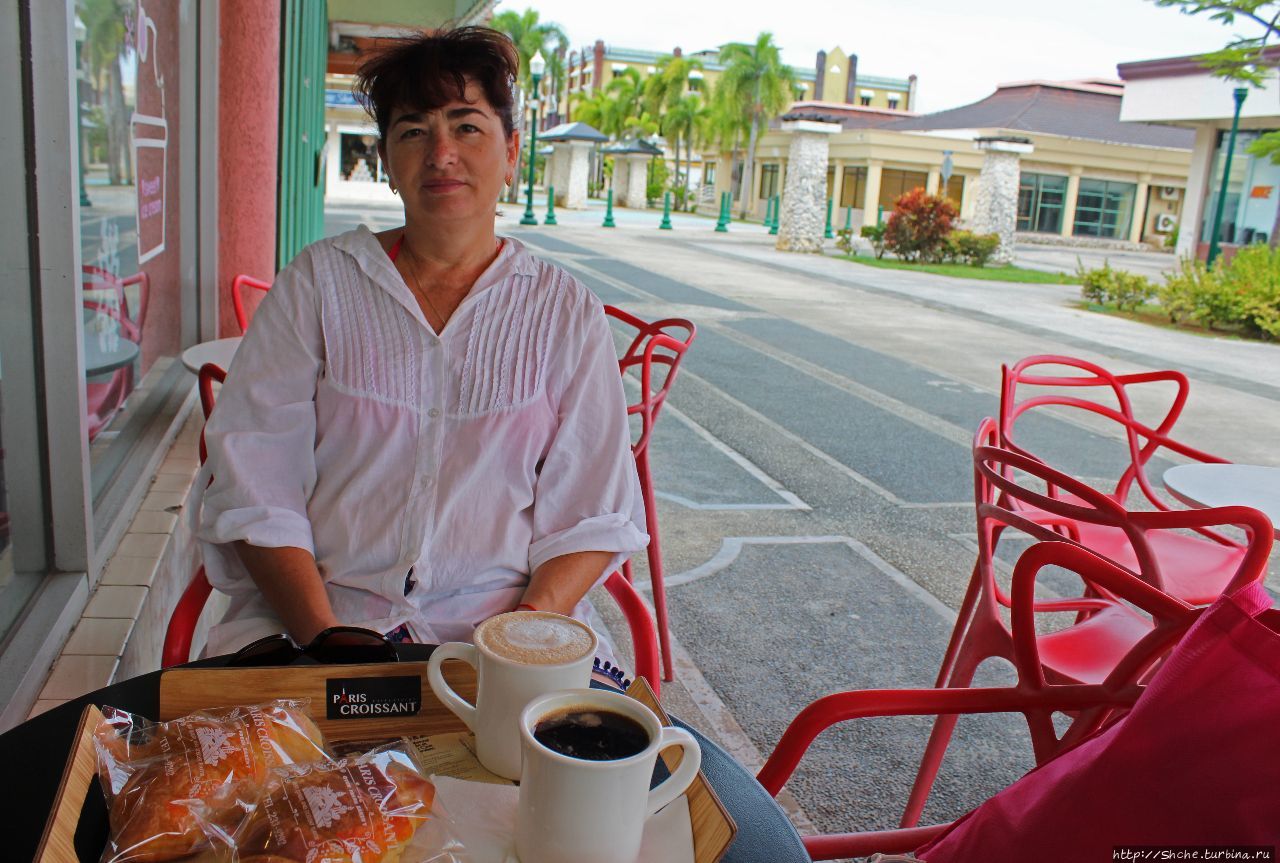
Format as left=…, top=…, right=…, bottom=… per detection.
left=515, top=688, right=702, bottom=863
left=427, top=610, right=597, bottom=781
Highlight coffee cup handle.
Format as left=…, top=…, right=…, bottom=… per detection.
left=646, top=727, right=702, bottom=817
left=426, top=641, right=479, bottom=731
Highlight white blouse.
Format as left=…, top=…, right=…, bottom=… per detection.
left=195, top=227, right=648, bottom=655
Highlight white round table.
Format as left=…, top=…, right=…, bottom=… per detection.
left=1163, top=463, right=1280, bottom=527
left=180, top=337, right=242, bottom=375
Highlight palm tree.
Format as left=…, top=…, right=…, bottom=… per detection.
left=605, top=68, right=657, bottom=138
left=663, top=93, right=706, bottom=208
left=490, top=8, right=568, bottom=199
left=79, top=0, right=132, bottom=185
left=716, top=33, right=796, bottom=218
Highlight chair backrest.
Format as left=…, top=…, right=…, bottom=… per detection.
left=604, top=305, right=695, bottom=458
left=999, top=355, right=1227, bottom=511
left=197, top=362, right=227, bottom=465
left=974, top=416, right=1273, bottom=598
left=231, top=274, right=271, bottom=333
left=83, top=266, right=150, bottom=336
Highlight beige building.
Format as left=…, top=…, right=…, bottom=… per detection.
left=735, top=80, right=1194, bottom=246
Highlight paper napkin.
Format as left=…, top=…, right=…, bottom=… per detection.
left=406, top=774, right=695, bottom=863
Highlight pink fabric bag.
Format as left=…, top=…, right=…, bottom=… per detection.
left=918, top=581, right=1280, bottom=860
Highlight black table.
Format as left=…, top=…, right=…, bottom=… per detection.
left=2, top=646, right=808, bottom=863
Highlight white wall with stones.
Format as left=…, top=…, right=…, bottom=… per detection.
left=777, top=123, right=838, bottom=253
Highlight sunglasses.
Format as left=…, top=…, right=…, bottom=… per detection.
left=227, top=626, right=400, bottom=667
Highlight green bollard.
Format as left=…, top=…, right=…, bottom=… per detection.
left=769, top=195, right=779, bottom=235
left=843, top=205, right=853, bottom=232
left=877, top=204, right=884, bottom=226
left=603, top=189, right=616, bottom=228
left=659, top=191, right=673, bottom=230
left=544, top=186, right=557, bottom=226
left=714, top=192, right=729, bottom=232
left=824, top=198, right=834, bottom=239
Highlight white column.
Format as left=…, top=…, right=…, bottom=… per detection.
left=562, top=142, right=593, bottom=209
left=1179, top=124, right=1218, bottom=259
left=1061, top=169, right=1082, bottom=238
left=623, top=154, right=650, bottom=209
left=1129, top=174, right=1151, bottom=245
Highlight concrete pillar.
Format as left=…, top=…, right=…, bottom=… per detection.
left=611, top=155, right=630, bottom=206
left=1179, top=124, right=1218, bottom=259
left=776, top=119, right=841, bottom=253
left=555, top=140, right=593, bottom=209
left=550, top=146, right=571, bottom=206
left=1061, top=168, right=1082, bottom=237
left=926, top=169, right=941, bottom=195
left=325, top=123, right=341, bottom=191
left=863, top=160, right=883, bottom=224
left=971, top=136, right=1033, bottom=265
left=1129, top=173, right=1151, bottom=245
left=622, top=154, right=650, bottom=209
left=218, top=0, right=280, bottom=337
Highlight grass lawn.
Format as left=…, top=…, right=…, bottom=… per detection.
left=841, top=254, right=1081, bottom=284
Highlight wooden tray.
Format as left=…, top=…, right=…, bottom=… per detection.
left=38, top=663, right=736, bottom=863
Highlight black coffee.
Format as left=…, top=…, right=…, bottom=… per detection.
left=533, top=709, right=649, bottom=761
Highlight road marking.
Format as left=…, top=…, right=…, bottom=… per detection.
left=680, top=369, right=971, bottom=510
left=658, top=535, right=958, bottom=623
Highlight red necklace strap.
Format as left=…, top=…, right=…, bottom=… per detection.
left=389, top=232, right=405, bottom=262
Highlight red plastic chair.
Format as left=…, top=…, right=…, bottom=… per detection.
left=604, top=305, right=696, bottom=683
left=231, top=274, right=271, bottom=333
left=999, top=354, right=1241, bottom=604
left=904, top=417, right=1275, bottom=829
left=758, top=539, right=1218, bottom=859
left=166, top=359, right=664, bottom=693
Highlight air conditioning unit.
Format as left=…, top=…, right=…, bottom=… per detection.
left=1156, top=212, right=1178, bottom=233
left=1159, top=186, right=1181, bottom=201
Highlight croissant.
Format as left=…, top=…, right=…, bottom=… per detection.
left=95, top=702, right=330, bottom=863
left=231, top=746, right=435, bottom=863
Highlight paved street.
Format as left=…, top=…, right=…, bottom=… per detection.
left=325, top=199, right=1280, bottom=849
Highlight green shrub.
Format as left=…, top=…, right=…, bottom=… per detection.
left=884, top=189, right=958, bottom=263
left=1218, top=244, right=1280, bottom=339
left=1079, top=261, right=1156, bottom=311
left=1158, top=258, right=1215, bottom=324
left=859, top=223, right=888, bottom=259
left=835, top=226, right=855, bottom=255
left=946, top=230, right=1001, bottom=267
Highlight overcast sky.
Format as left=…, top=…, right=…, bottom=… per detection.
left=494, top=0, right=1248, bottom=112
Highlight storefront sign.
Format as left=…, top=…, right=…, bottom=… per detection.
left=1250, top=185, right=1273, bottom=199
left=132, top=1, right=168, bottom=264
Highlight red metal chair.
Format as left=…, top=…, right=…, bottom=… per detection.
left=231, top=274, right=271, bottom=333
left=604, top=305, right=696, bottom=682
left=758, top=539, right=1218, bottom=859
left=903, top=417, right=1275, bottom=829
left=999, top=354, right=1241, bottom=605
left=166, top=359, right=663, bottom=693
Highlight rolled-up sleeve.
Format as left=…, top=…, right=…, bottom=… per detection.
left=529, top=292, right=649, bottom=575
left=197, top=253, right=323, bottom=558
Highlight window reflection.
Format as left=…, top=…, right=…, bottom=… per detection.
left=76, top=0, right=183, bottom=483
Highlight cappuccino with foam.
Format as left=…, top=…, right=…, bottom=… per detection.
left=474, top=611, right=595, bottom=666
left=428, top=611, right=599, bottom=779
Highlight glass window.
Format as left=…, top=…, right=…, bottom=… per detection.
left=1073, top=178, right=1136, bottom=239
left=944, top=174, right=964, bottom=206
left=841, top=166, right=867, bottom=208
left=1017, top=172, right=1068, bottom=234
left=1201, top=129, right=1280, bottom=245
left=759, top=164, right=780, bottom=200
left=76, top=0, right=190, bottom=506
left=859, top=95, right=871, bottom=106
left=879, top=168, right=929, bottom=209
left=0, top=379, right=28, bottom=642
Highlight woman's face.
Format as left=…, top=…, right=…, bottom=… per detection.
left=380, top=79, right=518, bottom=230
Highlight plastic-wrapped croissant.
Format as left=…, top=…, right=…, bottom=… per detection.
left=223, top=743, right=435, bottom=863
left=93, top=701, right=330, bottom=863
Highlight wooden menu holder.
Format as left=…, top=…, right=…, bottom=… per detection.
left=37, top=663, right=736, bottom=862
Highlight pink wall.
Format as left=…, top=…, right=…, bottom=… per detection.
left=217, top=0, right=281, bottom=338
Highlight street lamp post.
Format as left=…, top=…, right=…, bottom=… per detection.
left=1207, top=87, right=1249, bottom=267
left=519, top=50, right=546, bottom=226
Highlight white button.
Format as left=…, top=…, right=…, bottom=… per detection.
left=428, top=408, right=441, bottom=418
left=427, top=340, right=438, bottom=349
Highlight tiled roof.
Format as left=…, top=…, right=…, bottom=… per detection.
left=881, top=82, right=1194, bottom=149
left=768, top=101, right=915, bottom=131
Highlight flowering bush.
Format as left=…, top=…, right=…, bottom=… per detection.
left=883, top=189, right=958, bottom=263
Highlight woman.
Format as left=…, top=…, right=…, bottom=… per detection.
left=196, top=28, right=647, bottom=661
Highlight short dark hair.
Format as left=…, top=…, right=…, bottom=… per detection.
left=354, top=27, right=519, bottom=141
